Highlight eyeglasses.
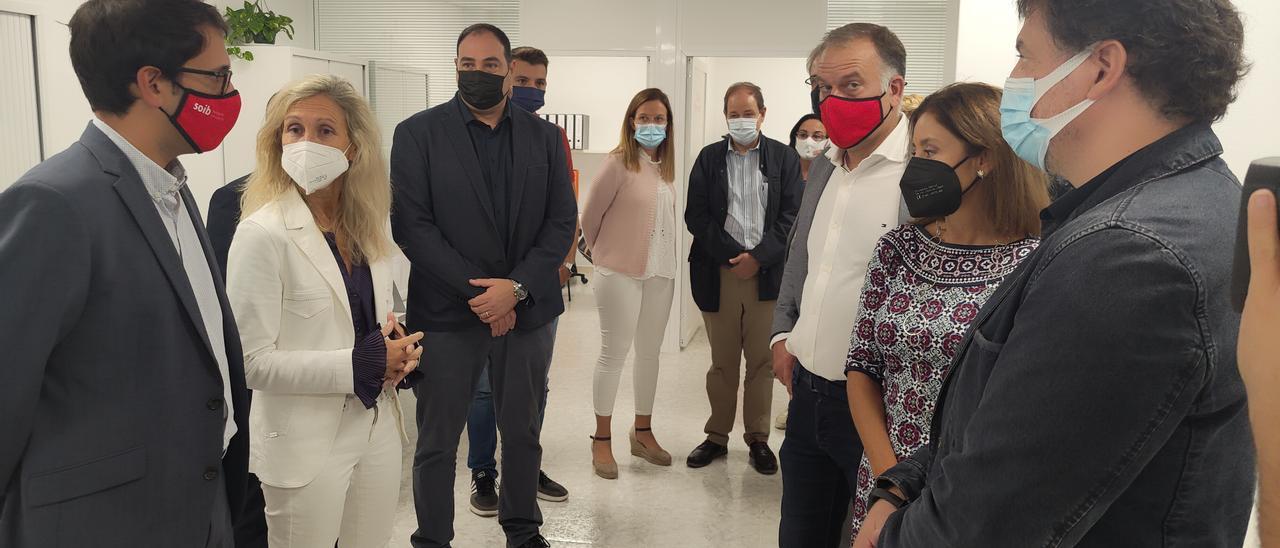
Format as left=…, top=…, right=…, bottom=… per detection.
left=176, top=67, right=234, bottom=95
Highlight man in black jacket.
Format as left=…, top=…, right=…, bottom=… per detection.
left=685, top=82, right=802, bottom=475
left=390, top=23, right=576, bottom=548
left=0, top=1, right=249, bottom=545
left=206, top=174, right=248, bottom=277
left=856, top=0, right=1255, bottom=546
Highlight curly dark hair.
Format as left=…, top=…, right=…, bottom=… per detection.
left=1017, top=0, right=1249, bottom=123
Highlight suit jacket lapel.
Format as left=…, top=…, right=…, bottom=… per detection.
left=95, top=127, right=220, bottom=370
left=507, top=110, right=532, bottom=246
left=760, top=141, right=781, bottom=221
left=444, top=99, right=500, bottom=235
left=370, top=254, right=392, bottom=323
left=280, top=191, right=354, bottom=326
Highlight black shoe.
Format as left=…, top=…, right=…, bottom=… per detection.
left=516, top=534, right=552, bottom=548
left=748, top=441, right=778, bottom=475
left=469, top=469, right=498, bottom=517
left=685, top=440, right=728, bottom=468
left=537, top=470, right=569, bottom=502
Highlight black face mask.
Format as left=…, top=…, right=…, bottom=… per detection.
left=810, top=86, right=822, bottom=116
left=899, top=155, right=979, bottom=218
left=458, top=70, right=507, bottom=110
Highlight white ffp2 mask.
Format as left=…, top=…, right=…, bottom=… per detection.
left=282, top=141, right=350, bottom=194
left=794, top=137, right=827, bottom=160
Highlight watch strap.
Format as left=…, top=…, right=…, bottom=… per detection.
left=868, top=486, right=907, bottom=510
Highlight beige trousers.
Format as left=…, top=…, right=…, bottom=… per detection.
left=701, top=268, right=775, bottom=446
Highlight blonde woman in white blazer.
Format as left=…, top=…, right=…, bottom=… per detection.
left=227, top=74, right=424, bottom=548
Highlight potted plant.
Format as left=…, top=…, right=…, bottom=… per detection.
left=223, top=0, right=295, bottom=61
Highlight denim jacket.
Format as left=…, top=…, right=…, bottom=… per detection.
left=877, top=123, right=1256, bottom=547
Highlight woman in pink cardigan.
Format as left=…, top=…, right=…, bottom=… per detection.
left=582, top=88, right=679, bottom=480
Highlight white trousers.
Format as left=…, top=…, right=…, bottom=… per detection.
left=261, top=394, right=402, bottom=548
left=592, top=271, right=675, bottom=416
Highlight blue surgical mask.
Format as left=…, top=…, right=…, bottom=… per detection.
left=634, top=124, right=666, bottom=149
left=1000, top=47, right=1096, bottom=170
left=727, top=117, right=760, bottom=146
left=511, top=86, right=545, bottom=113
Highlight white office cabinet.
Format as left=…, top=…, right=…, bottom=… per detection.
left=219, top=45, right=368, bottom=186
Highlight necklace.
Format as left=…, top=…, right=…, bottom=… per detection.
left=917, top=219, right=1016, bottom=286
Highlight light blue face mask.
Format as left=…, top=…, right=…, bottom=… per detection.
left=727, top=117, right=760, bottom=146
left=634, top=123, right=667, bottom=149
left=1000, top=47, right=1096, bottom=171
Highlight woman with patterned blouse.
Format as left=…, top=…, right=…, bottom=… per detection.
left=844, top=83, right=1051, bottom=538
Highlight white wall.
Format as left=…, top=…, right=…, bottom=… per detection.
left=954, top=0, right=1021, bottom=86
left=680, top=1, right=826, bottom=56
left=699, top=57, right=812, bottom=152
left=211, top=0, right=315, bottom=50
left=1217, top=0, right=1280, bottom=178
left=541, top=56, right=650, bottom=154
left=955, top=0, right=1280, bottom=179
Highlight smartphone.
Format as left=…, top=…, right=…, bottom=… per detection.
left=1231, top=157, right=1280, bottom=312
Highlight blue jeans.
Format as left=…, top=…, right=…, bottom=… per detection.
left=466, top=318, right=556, bottom=473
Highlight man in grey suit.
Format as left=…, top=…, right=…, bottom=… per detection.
left=0, top=1, right=249, bottom=546
left=391, top=23, right=576, bottom=548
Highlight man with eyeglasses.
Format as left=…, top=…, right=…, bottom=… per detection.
left=772, top=22, right=912, bottom=547
left=0, top=0, right=249, bottom=546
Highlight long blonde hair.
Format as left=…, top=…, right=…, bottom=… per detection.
left=612, top=88, right=675, bottom=182
left=241, top=74, right=393, bottom=264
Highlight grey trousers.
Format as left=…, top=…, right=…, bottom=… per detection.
left=410, top=323, right=556, bottom=548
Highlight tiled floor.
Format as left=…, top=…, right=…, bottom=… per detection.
left=388, top=282, right=793, bottom=547
left=385, top=281, right=1263, bottom=547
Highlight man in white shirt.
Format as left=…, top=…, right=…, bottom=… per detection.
left=771, top=23, right=911, bottom=548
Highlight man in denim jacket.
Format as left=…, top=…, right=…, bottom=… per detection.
left=855, top=0, right=1256, bottom=546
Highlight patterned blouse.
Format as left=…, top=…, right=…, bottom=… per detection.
left=844, top=224, right=1039, bottom=537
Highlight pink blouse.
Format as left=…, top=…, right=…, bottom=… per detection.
left=580, top=152, right=675, bottom=278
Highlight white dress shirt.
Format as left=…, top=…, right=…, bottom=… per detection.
left=93, top=118, right=236, bottom=451
left=773, top=115, right=910, bottom=382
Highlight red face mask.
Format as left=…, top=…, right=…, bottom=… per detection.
left=163, top=86, right=241, bottom=153
left=819, top=92, right=888, bottom=150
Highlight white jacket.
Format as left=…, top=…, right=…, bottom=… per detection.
left=226, top=189, right=406, bottom=488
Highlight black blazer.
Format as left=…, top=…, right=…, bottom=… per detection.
left=685, top=135, right=803, bottom=312
left=0, top=124, right=250, bottom=546
left=206, top=174, right=249, bottom=280
left=390, top=95, right=577, bottom=331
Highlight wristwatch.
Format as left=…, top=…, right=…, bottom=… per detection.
left=512, top=280, right=529, bottom=302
